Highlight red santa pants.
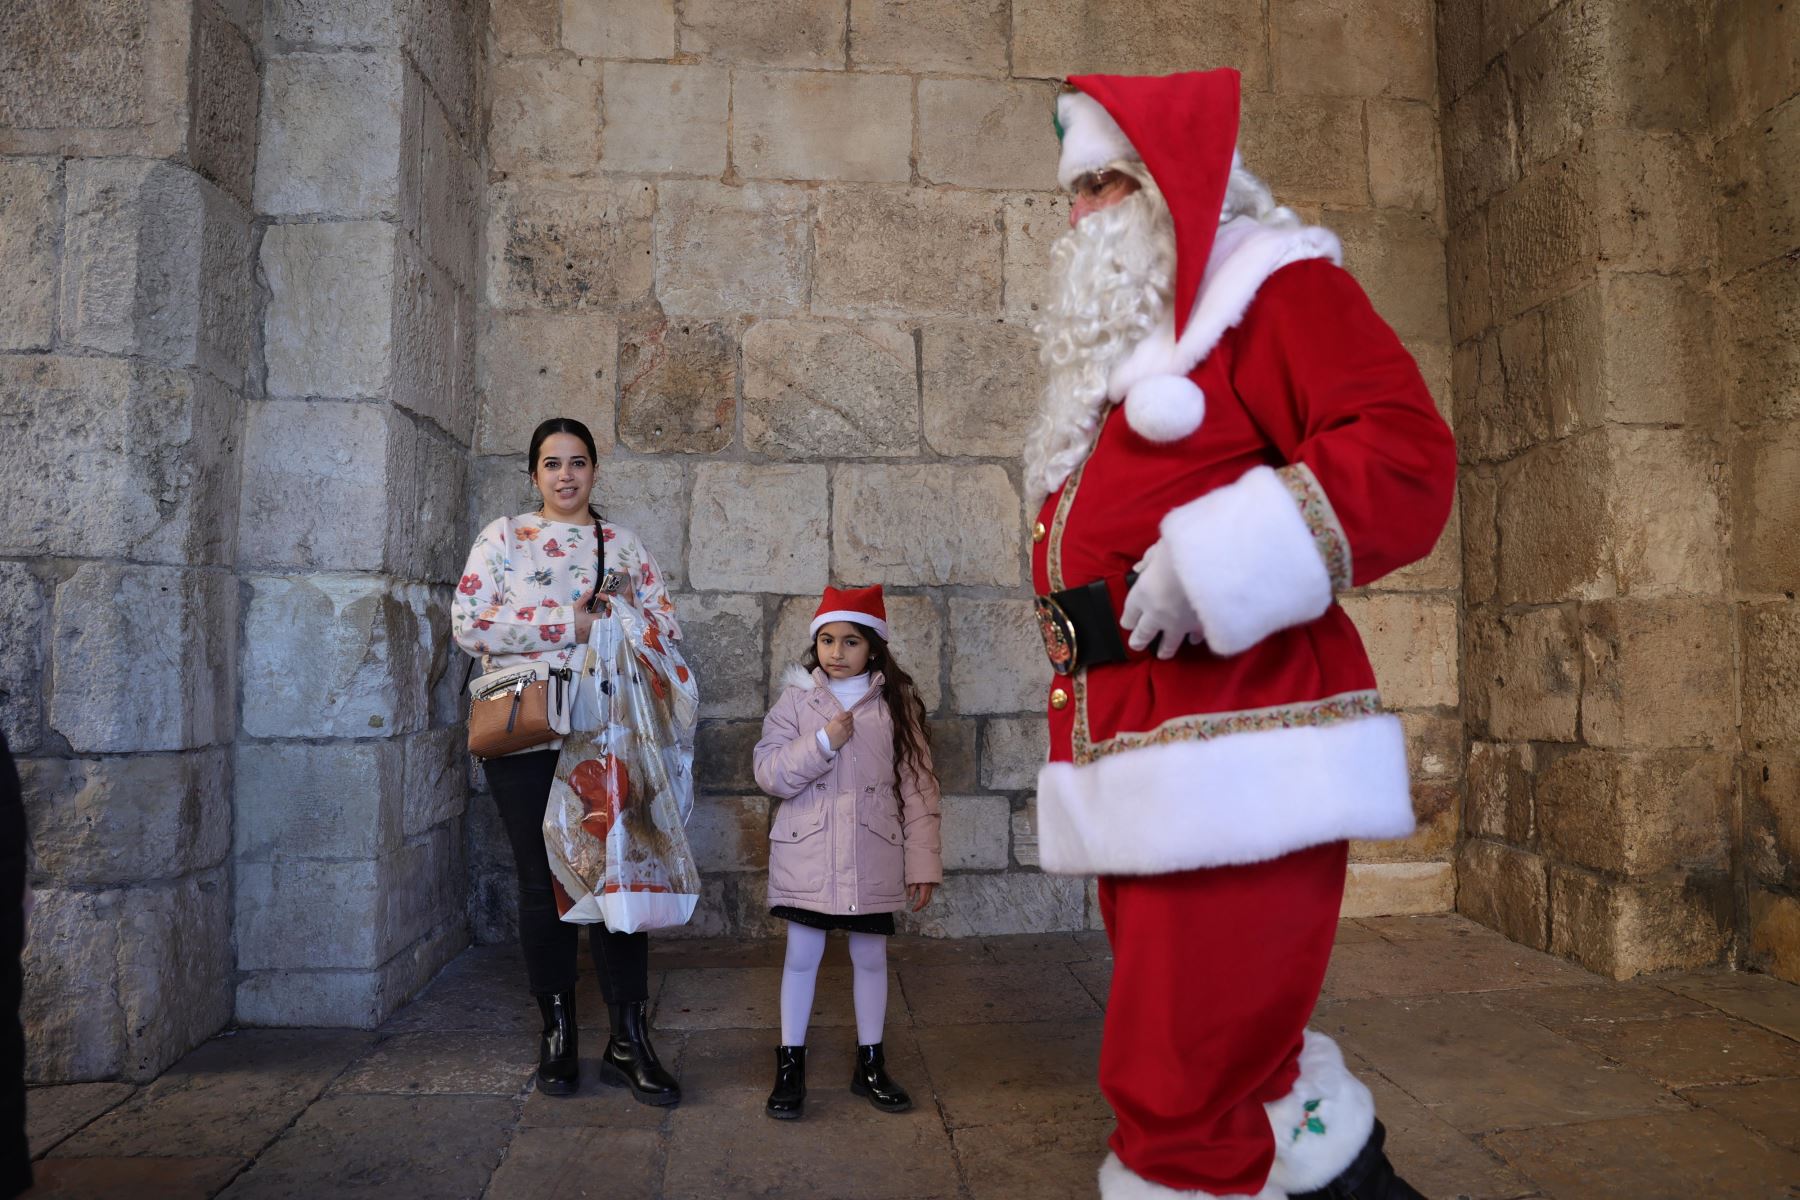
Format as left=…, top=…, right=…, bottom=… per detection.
left=1097, top=840, right=1348, bottom=1196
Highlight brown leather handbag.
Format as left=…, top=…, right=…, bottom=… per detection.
left=467, top=660, right=576, bottom=758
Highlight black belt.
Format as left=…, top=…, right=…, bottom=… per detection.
left=1034, top=571, right=1140, bottom=676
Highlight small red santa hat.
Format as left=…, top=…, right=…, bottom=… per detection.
left=1055, top=69, right=1242, bottom=444
left=810, top=584, right=888, bottom=640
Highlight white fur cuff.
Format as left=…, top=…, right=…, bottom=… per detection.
left=1161, top=465, right=1333, bottom=657
left=1264, top=1031, right=1377, bottom=1193
left=1098, top=1153, right=1283, bottom=1200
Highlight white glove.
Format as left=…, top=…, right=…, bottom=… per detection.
left=1119, top=539, right=1205, bottom=660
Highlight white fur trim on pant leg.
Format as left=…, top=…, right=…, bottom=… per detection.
left=1263, top=1031, right=1376, bottom=1194
left=1124, top=374, right=1206, bottom=442
left=1098, top=1152, right=1285, bottom=1200
left=1058, top=92, right=1136, bottom=189
left=1160, top=465, right=1332, bottom=657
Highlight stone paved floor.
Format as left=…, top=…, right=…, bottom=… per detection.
left=21, top=914, right=1800, bottom=1199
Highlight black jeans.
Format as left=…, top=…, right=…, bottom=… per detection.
left=483, top=750, right=648, bottom=1004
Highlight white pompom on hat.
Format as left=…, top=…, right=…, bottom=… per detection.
left=1124, top=374, right=1207, bottom=443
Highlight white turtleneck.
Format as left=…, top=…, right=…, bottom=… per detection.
left=815, top=672, right=872, bottom=756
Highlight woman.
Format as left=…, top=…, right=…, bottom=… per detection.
left=452, top=417, right=683, bottom=1104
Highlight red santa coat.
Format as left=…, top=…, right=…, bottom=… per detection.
left=1031, top=218, right=1456, bottom=878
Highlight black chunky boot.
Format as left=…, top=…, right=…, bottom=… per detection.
left=599, top=1000, right=681, bottom=1106
left=1289, top=1121, right=1426, bottom=1200
left=534, top=992, right=578, bottom=1096
left=850, top=1043, right=912, bottom=1113
left=765, top=1045, right=806, bottom=1119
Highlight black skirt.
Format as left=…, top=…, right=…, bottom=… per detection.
left=770, top=906, right=896, bottom=936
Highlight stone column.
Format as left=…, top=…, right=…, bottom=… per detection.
left=1, top=0, right=260, bottom=1079
left=234, top=0, right=484, bottom=1026
left=1441, top=0, right=1735, bottom=977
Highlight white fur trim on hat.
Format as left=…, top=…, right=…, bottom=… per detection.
left=1097, top=1152, right=1282, bottom=1200
left=809, top=609, right=889, bottom=640
left=1264, top=1031, right=1377, bottom=1193
left=1058, top=91, right=1136, bottom=189
left=1124, top=374, right=1206, bottom=442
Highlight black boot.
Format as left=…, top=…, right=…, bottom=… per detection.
left=850, top=1043, right=911, bottom=1113
left=534, top=992, right=578, bottom=1096
left=599, top=1000, right=681, bottom=1106
left=765, top=1045, right=806, bottom=1120
left=1289, top=1121, right=1426, bottom=1200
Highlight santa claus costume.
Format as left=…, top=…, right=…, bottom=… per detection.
left=1026, top=70, right=1456, bottom=1199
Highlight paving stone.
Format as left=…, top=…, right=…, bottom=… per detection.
left=1484, top=1107, right=1800, bottom=1199
left=1499, top=982, right=1713, bottom=1033
left=515, top=1051, right=680, bottom=1129
left=657, top=965, right=868, bottom=1031
left=885, top=936, right=995, bottom=968
left=982, top=933, right=1093, bottom=965
left=1660, top=970, right=1800, bottom=1041
left=378, top=947, right=539, bottom=1035
left=23, top=1082, right=135, bottom=1156
left=1350, top=1057, right=1540, bottom=1200
left=29, top=1156, right=245, bottom=1198
left=1317, top=993, right=1683, bottom=1133
left=485, top=1126, right=662, bottom=1199
left=914, top=1020, right=1107, bottom=1129
left=1322, top=919, right=1586, bottom=1000
left=329, top=1032, right=534, bottom=1096
left=1680, top=1076, right=1800, bottom=1154
left=54, top=1031, right=374, bottom=1160
left=676, top=1023, right=924, bottom=1101
left=900, top=962, right=1100, bottom=1026
left=1068, top=959, right=1112, bottom=1012
left=649, top=937, right=789, bottom=970
left=1555, top=1012, right=1800, bottom=1089
left=952, top=1118, right=1113, bottom=1199
left=215, top=1094, right=514, bottom=1199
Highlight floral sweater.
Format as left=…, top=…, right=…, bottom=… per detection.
left=451, top=514, right=681, bottom=674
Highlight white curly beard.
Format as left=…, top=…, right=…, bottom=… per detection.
left=1023, top=183, right=1176, bottom=507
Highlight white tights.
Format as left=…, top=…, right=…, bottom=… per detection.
left=778, top=923, right=889, bottom=1046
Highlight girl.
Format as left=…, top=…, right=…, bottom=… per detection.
left=753, top=585, right=943, bottom=1120
left=451, top=417, right=684, bottom=1105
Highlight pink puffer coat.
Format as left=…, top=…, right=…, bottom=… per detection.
left=754, top=667, right=943, bottom=916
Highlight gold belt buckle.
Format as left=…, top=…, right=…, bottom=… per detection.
left=1034, top=594, right=1078, bottom=676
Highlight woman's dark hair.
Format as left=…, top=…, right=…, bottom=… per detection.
left=803, top=622, right=934, bottom=798
left=526, top=417, right=602, bottom=523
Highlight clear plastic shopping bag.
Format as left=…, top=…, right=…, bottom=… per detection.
left=544, top=602, right=701, bottom=934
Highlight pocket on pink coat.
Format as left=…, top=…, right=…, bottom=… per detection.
left=770, top=803, right=828, bottom=897
left=855, top=788, right=905, bottom=902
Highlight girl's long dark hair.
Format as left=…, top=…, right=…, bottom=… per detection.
left=526, top=417, right=603, bottom=524
left=803, top=622, right=934, bottom=798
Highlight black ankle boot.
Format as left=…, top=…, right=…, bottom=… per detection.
left=765, top=1045, right=806, bottom=1119
left=599, top=1000, right=681, bottom=1106
left=534, top=992, right=578, bottom=1096
left=850, top=1042, right=911, bottom=1113
left=1289, top=1121, right=1426, bottom=1200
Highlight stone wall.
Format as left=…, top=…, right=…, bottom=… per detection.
left=1438, top=0, right=1800, bottom=980
left=467, top=0, right=1461, bottom=942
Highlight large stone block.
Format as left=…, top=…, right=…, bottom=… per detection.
left=488, top=56, right=601, bottom=179
left=1714, top=94, right=1799, bottom=280
left=23, top=748, right=232, bottom=886
left=0, top=0, right=190, bottom=159
left=921, top=319, right=1043, bottom=459
left=1239, top=94, right=1369, bottom=208
left=0, top=564, right=45, bottom=753
left=1707, top=0, right=1800, bottom=132
left=898, top=870, right=1084, bottom=936
left=918, top=79, right=1059, bottom=191
left=930, top=718, right=978, bottom=792
left=239, top=574, right=428, bottom=741
left=680, top=0, right=845, bottom=68
left=1750, top=888, right=1800, bottom=983
left=562, top=0, right=674, bottom=57
left=1002, top=192, right=1072, bottom=320
left=617, top=310, right=735, bottom=454
left=1455, top=325, right=1545, bottom=463
left=689, top=463, right=829, bottom=592
left=407, top=0, right=480, bottom=138
left=849, top=0, right=1008, bottom=74
left=415, top=86, right=482, bottom=290
left=464, top=783, right=517, bottom=945
left=1609, top=428, right=1726, bottom=598
left=391, top=234, right=467, bottom=440
left=1435, top=0, right=1485, bottom=102
left=1742, top=604, right=1800, bottom=748
left=381, top=824, right=463, bottom=961
left=477, top=311, right=618, bottom=455
left=1340, top=861, right=1455, bottom=918
left=1444, top=210, right=1492, bottom=344
left=1460, top=468, right=1497, bottom=607
left=834, top=465, right=1021, bottom=587
left=262, top=220, right=397, bottom=399
left=63, top=160, right=256, bottom=379
left=1456, top=839, right=1549, bottom=950
left=1401, top=711, right=1463, bottom=784
left=1465, top=741, right=1534, bottom=845
left=256, top=53, right=404, bottom=218
left=490, top=0, right=556, bottom=54
left=948, top=600, right=1049, bottom=714
left=267, top=0, right=401, bottom=45
left=236, top=858, right=384, bottom=971
left=403, top=726, right=465, bottom=836
left=981, top=719, right=1048, bottom=791
left=732, top=71, right=910, bottom=183
left=1722, top=253, right=1800, bottom=427
left=1351, top=776, right=1456, bottom=863
left=1442, top=67, right=1518, bottom=226
left=1537, top=747, right=1730, bottom=876
left=50, top=565, right=235, bottom=755
left=940, top=796, right=1010, bottom=870
left=235, top=739, right=403, bottom=864
left=687, top=796, right=769, bottom=873
left=596, top=457, right=690, bottom=589
left=192, top=5, right=260, bottom=205
left=1734, top=423, right=1800, bottom=597
left=486, top=180, right=655, bottom=312
left=1480, top=0, right=1557, bottom=61
left=743, top=319, right=918, bottom=459
left=236, top=919, right=465, bottom=1028
left=1487, top=149, right=1599, bottom=322
left=1590, top=130, right=1711, bottom=276
left=1269, top=0, right=1434, bottom=100
left=0, top=158, right=58, bottom=350
left=673, top=593, right=767, bottom=719
left=1339, top=594, right=1458, bottom=710
left=1744, top=751, right=1800, bottom=888
left=1329, top=209, right=1449, bottom=344
left=1366, top=100, right=1441, bottom=213
left=694, top=720, right=762, bottom=792
left=0, top=358, right=241, bottom=567
left=1011, top=807, right=1040, bottom=868
left=1494, top=432, right=1611, bottom=605
left=116, top=870, right=234, bottom=1080
left=238, top=400, right=394, bottom=571
left=1011, top=0, right=1267, bottom=84
left=654, top=181, right=810, bottom=316
left=600, top=62, right=728, bottom=175
left=1544, top=274, right=1720, bottom=433
left=22, top=888, right=125, bottom=1080
left=767, top=593, right=943, bottom=713
left=1580, top=601, right=1734, bottom=751
left=1548, top=865, right=1730, bottom=979
left=1464, top=604, right=1581, bottom=742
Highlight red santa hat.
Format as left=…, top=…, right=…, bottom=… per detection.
left=810, top=584, right=888, bottom=640
left=1055, top=70, right=1242, bottom=443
